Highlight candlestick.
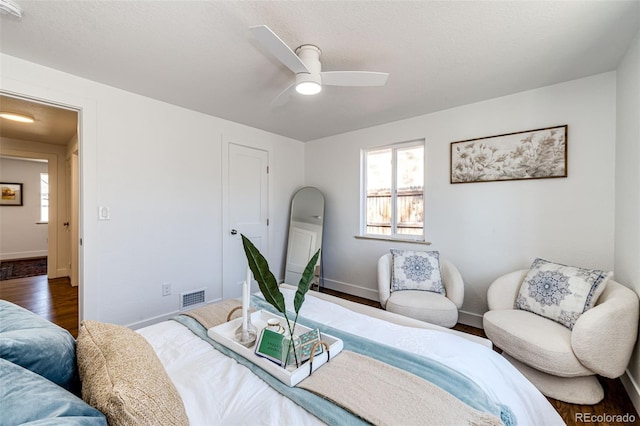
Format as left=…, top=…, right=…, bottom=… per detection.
left=235, top=275, right=257, bottom=347
left=242, top=279, right=248, bottom=332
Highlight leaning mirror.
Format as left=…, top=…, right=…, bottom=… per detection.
left=284, top=187, right=324, bottom=288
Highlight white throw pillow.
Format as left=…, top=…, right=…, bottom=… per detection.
left=390, top=249, right=445, bottom=295
left=515, top=258, right=611, bottom=329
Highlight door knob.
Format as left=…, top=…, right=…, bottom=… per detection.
left=230, top=229, right=238, bottom=235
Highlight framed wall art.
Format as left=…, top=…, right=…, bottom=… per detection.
left=1, top=183, right=23, bottom=206
left=450, top=125, right=567, bottom=184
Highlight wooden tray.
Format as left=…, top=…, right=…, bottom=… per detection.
left=207, top=310, right=343, bottom=387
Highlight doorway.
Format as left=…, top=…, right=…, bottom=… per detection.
left=0, top=93, right=80, bottom=330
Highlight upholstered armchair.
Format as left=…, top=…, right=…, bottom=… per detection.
left=377, top=252, right=464, bottom=328
left=483, top=267, right=639, bottom=404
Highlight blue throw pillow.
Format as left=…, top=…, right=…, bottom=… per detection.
left=515, top=258, right=611, bottom=329
left=0, top=300, right=78, bottom=392
left=390, top=249, right=445, bottom=294
left=0, top=358, right=106, bottom=425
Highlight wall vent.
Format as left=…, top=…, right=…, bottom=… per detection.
left=180, top=288, right=205, bottom=310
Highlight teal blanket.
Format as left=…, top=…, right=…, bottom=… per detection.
left=173, top=296, right=515, bottom=426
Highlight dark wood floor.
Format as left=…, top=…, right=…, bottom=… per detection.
left=0, top=275, right=79, bottom=337
left=1, top=278, right=637, bottom=425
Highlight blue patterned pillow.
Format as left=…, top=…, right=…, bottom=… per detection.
left=390, top=249, right=445, bottom=294
left=515, top=258, right=612, bottom=329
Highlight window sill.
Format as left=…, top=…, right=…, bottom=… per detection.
left=354, top=235, right=431, bottom=245
left=36, top=222, right=48, bottom=225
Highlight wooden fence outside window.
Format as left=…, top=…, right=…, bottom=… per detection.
left=366, top=187, right=423, bottom=236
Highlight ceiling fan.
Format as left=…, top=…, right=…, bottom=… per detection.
left=249, top=25, right=389, bottom=106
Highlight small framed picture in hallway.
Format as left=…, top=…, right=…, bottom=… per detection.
left=1, top=183, right=23, bottom=206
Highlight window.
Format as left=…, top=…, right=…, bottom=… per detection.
left=362, top=140, right=425, bottom=240
left=40, top=172, right=49, bottom=223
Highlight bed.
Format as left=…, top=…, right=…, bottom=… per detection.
left=0, top=285, right=564, bottom=425
left=136, top=284, right=563, bottom=426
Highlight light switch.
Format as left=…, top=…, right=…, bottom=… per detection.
left=98, top=206, right=110, bottom=220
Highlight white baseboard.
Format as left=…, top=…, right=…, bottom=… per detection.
left=0, top=250, right=47, bottom=261
left=321, top=279, right=487, bottom=329
left=458, top=310, right=484, bottom=329
left=621, top=370, right=640, bottom=414
left=54, top=268, right=68, bottom=279
left=321, top=278, right=379, bottom=302
left=127, top=298, right=224, bottom=330
left=128, top=311, right=180, bottom=330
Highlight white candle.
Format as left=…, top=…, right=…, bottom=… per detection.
left=241, top=279, right=248, bottom=332
left=246, top=266, right=252, bottom=308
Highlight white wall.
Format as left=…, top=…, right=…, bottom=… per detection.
left=0, top=157, right=48, bottom=259
left=306, top=72, right=617, bottom=325
left=1, top=54, right=305, bottom=326
left=614, top=29, right=640, bottom=409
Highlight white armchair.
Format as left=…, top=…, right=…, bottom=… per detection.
left=377, top=253, right=464, bottom=328
left=483, top=270, right=639, bottom=404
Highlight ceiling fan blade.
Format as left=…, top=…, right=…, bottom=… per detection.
left=250, top=25, right=309, bottom=75
left=270, top=81, right=296, bottom=108
left=320, top=71, right=389, bottom=87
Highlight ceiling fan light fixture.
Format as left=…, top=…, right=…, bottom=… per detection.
left=296, top=81, right=321, bottom=96
left=295, top=72, right=321, bottom=96
left=0, top=111, right=35, bottom=123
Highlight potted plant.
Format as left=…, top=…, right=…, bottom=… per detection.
left=241, top=234, right=320, bottom=367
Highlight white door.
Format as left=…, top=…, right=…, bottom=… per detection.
left=223, top=143, right=269, bottom=300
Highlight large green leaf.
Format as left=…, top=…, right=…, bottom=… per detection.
left=241, top=235, right=286, bottom=315
left=293, top=249, right=321, bottom=314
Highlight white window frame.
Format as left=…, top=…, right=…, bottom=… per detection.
left=360, top=139, right=426, bottom=242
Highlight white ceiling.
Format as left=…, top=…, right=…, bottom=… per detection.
left=0, top=94, right=78, bottom=145
left=1, top=1, right=638, bottom=142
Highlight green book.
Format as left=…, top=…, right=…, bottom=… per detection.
left=255, top=329, right=285, bottom=365
left=298, top=329, right=324, bottom=362
left=255, top=328, right=325, bottom=367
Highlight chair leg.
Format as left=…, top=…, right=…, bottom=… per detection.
left=502, top=353, right=604, bottom=405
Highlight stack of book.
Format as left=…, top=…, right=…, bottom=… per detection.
left=255, top=328, right=323, bottom=367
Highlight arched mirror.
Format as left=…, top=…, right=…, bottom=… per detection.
left=284, top=187, right=325, bottom=288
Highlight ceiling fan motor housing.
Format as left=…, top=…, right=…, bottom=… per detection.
left=296, top=44, right=322, bottom=79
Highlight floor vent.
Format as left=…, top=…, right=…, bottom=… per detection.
left=180, top=288, right=205, bottom=310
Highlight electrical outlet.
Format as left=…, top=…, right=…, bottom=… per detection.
left=162, top=283, right=171, bottom=296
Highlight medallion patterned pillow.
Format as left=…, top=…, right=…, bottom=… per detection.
left=515, top=258, right=612, bottom=329
left=390, top=249, right=445, bottom=295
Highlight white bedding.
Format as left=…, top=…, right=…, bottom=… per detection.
left=137, top=289, right=564, bottom=426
